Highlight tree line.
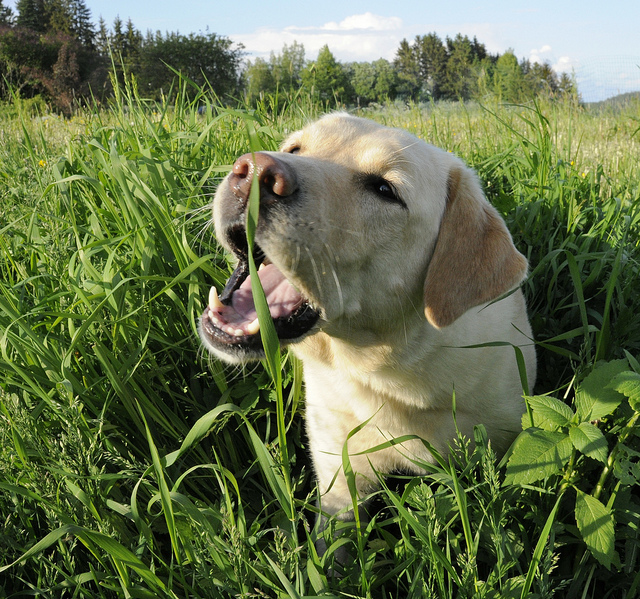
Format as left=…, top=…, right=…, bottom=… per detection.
left=0, top=0, right=243, bottom=114
left=247, top=36, right=577, bottom=106
left=0, top=0, right=577, bottom=115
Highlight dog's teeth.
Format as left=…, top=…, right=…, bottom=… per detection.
left=209, top=286, right=224, bottom=310
left=233, top=328, right=245, bottom=337
left=208, top=309, right=215, bottom=322
left=246, top=318, right=260, bottom=335
left=258, top=263, right=266, bottom=271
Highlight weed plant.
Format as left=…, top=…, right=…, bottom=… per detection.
left=0, top=83, right=639, bottom=598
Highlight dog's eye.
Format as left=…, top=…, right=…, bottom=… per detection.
left=377, top=181, right=396, bottom=199
left=365, top=175, right=406, bottom=207
left=287, top=146, right=301, bottom=155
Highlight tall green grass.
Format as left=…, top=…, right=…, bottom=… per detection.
left=0, top=85, right=639, bottom=598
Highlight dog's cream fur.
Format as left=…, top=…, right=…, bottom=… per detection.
left=203, top=113, right=536, bottom=522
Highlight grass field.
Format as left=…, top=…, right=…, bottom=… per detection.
left=1, top=87, right=640, bottom=598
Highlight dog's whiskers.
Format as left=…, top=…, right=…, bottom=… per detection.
left=322, top=242, right=345, bottom=317
left=304, top=245, right=324, bottom=298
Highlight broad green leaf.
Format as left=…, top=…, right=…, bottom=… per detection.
left=504, top=428, right=573, bottom=485
left=569, top=422, right=608, bottom=463
left=575, top=360, right=627, bottom=421
left=609, top=370, right=640, bottom=411
left=526, top=395, right=575, bottom=429
left=575, top=489, right=615, bottom=569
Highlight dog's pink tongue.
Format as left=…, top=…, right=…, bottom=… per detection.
left=231, top=264, right=303, bottom=321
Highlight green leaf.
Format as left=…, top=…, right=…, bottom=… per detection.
left=526, top=395, right=575, bottom=429
left=609, top=370, right=640, bottom=411
left=504, top=428, right=573, bottom=485
left=575, top=360, right=628, bottom=421
left=569, top=422, right=608, bottom=463
left=613, top=444, right=640, bottom=485
left=575, top=489, right=615, bottom=569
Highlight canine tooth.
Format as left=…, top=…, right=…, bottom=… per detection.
left=209, top=286, right=224, bottom=310
left=258, top=263, right=266, bottom=271
left=246, top=318, right=260, bottom=335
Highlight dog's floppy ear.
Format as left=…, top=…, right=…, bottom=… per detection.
left=423, top=164, right=528, bottom=329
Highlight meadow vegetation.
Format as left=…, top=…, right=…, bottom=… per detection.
left=0, top=86, right=639, bottom=597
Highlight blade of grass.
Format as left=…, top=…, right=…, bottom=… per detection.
left=520, top=493, right=562, bottom=599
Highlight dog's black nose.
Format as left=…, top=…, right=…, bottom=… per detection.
left=229, top=152, right=298, bottom=206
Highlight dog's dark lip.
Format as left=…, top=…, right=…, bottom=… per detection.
left=218, top=225, right=265, bottom=304
left=201, top=300, right=319, bottom=348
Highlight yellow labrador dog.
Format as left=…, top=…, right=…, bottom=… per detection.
left=199, top=113, right=536, bottom=532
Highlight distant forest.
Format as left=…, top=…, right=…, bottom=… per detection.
left=0, top=0, right=578, bottom=114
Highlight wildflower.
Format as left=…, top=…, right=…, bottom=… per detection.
left=38, top=159, right=46, bottom=168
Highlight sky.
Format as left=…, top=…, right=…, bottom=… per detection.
left=6, top=0, right=640, bottom=102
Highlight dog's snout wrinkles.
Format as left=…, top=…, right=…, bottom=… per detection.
left=229, top=152, right=297, bottom=206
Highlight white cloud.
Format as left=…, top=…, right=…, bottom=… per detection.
left=529, top=45, right=552, bottom=64
left=527, top=45, right=577, bottom=75
left=234, top=13, right=404, bottom=62
left=321, top=13, right=403, bottom=32
left=553, top=55, right=577, bottom=73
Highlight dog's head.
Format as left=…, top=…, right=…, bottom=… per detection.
left=199, top=113, right=527, bottom=362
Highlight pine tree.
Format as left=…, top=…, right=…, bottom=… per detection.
left=15, top=0, right=48, bottom=32
left=416, top=33, right=447, bottom=99
left=95, top=16, right=109, bottom=55
left=67, top=0, right=95, bottom=48
left=442, top=34, right=475, bottom=100
left=47, top=0, right=72, bottom=35
left=111, top=16, right=124, bottom=55
left=124, top=18, right=141, bottom=65
left=394, top=38, right=420, bottom=100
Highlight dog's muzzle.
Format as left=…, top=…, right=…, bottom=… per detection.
left=199, top=152, right=320, bottom=359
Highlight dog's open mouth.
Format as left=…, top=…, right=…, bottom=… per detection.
left=200, top=226, right=320, bottom=353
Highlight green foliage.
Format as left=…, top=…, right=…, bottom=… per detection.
left=244, top=41, right=305, bottom=104
left=0, top=89, right=639, bottom=597
left=301, top=45, right=351, bottom=103
left=349, top=58, right=398, bottom=105
left=504, top=357, right=640, bottom=579
left=392, top=33, right=576, bottom=104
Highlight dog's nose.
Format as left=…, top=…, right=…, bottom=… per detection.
left=228, top=152, right=298, bottom=206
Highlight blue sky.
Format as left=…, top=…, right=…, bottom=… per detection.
left=6, top=0, right=640, bottom=101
